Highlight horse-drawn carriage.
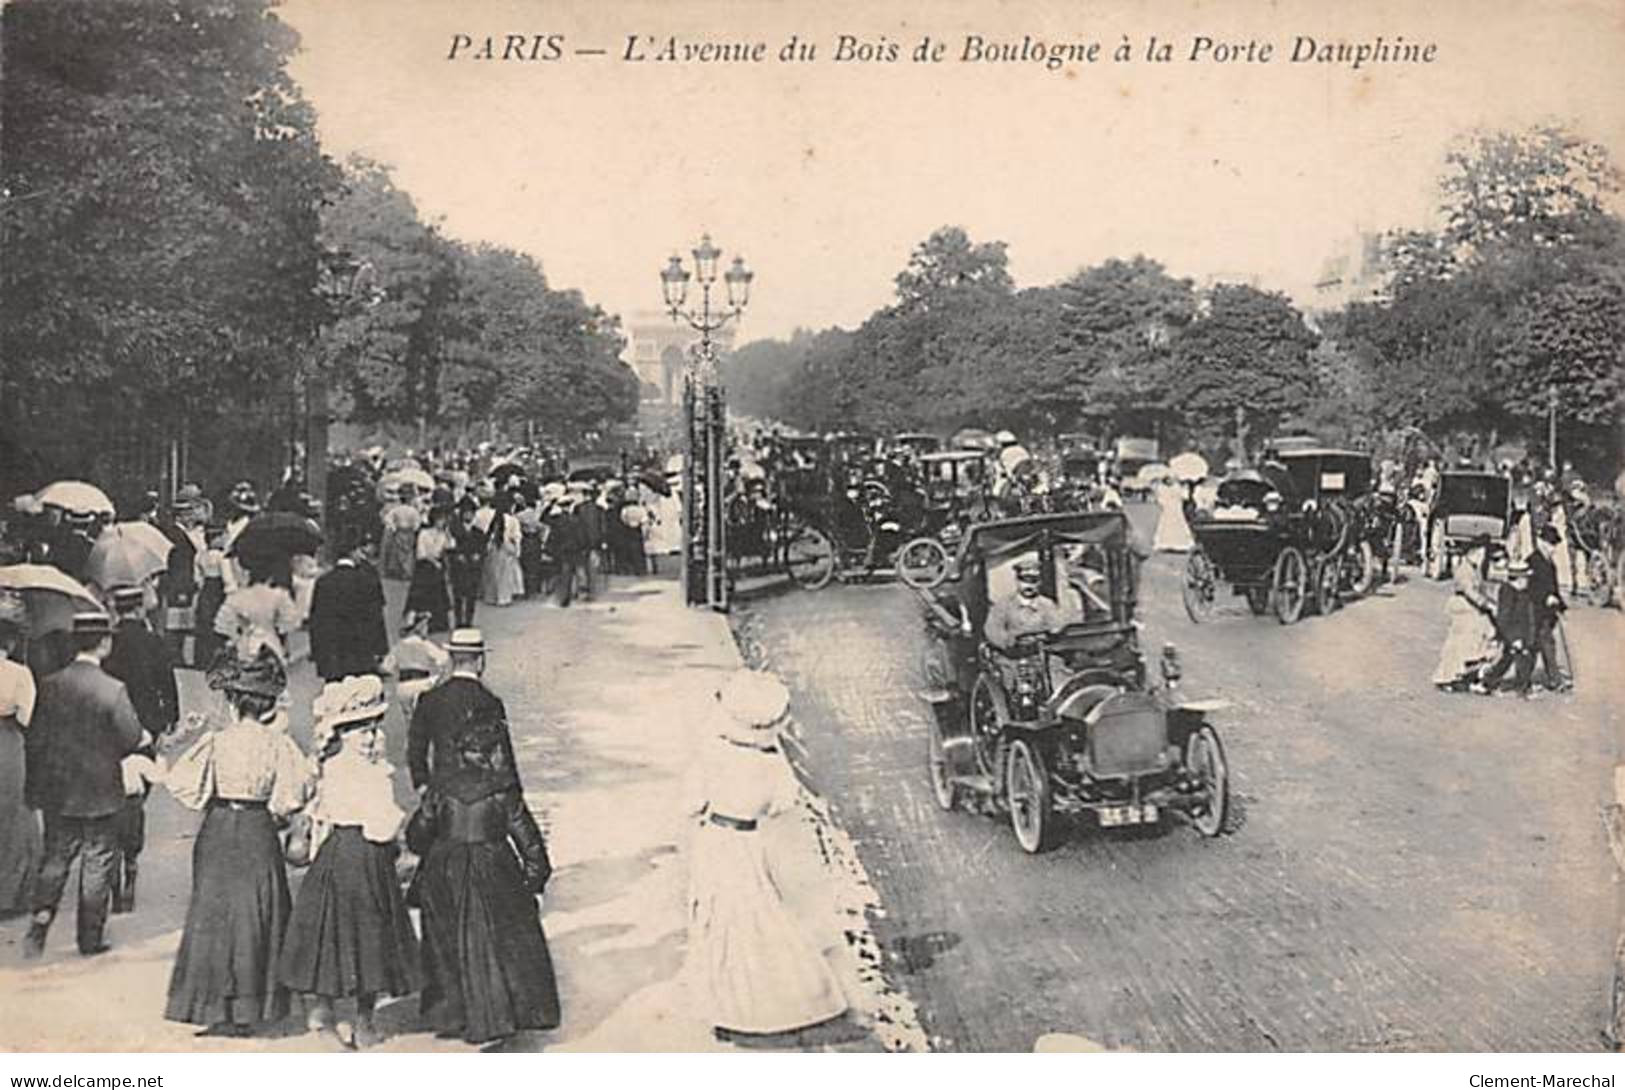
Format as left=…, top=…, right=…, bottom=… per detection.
left=781, top=434, right=934, bottom=591
left=1182, top=449, right=1377, bottom=624
left=904, top=510, right=1230, bottom=854
left=1424, top=472, right=1510, bottom=581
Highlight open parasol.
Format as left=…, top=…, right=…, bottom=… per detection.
left=1170, top=452, right=1210, bottom=483
left=35, top=480, right=115, bottom=517
left=86, top=522, right=173, bottom=589
left=0, top=564, right=103, bottom=636
left=382, top=466, right=435, bottom=492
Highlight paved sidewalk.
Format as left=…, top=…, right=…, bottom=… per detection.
left=0, top=576, right=891, bottom=1052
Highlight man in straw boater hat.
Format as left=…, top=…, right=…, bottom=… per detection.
left=101, top=585, right=179, bottom=913
left=407, top=628, right=516, bottom=793
left=23, top=610, right=146, bottom=958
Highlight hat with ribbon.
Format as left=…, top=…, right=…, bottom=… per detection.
left=110, top=586, right=146, bottom=613
left=715, top=668, right=790, bottom=747
left=448, top=627, right=486, bottom=654
left=72, top=610, right=114, bottom=636
left=312, top=675, right=388, bottom=753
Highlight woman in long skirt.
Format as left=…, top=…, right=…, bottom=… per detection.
left=480, top=495, right=524, bottom=607
left=0, top=608, right=39, bottom=916
left=686, top=670, right=846, bottom=1038
left=1432, top=538, right=1500, bottom=691
left=1152, top=477, right=1195, bottom=552
left=164, top=649, right=313, bottom=1036
left=405, top=505, right=453, bottom=634
left=406, top=718, right=559, bottom=1045
left=280, top=677, right=420, bottom=1049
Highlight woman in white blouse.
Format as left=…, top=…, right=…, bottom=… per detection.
left=0, top=601, right=38, bottom=916
left=163, top=648, right=313, bottom=1037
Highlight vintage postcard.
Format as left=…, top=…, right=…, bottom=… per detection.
left=0, top=0, right=1622, bottom=1065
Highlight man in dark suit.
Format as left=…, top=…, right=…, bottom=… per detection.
left=447, top=499, right=487, bottom=628
left=101, top=586, right=178, bottom=914
left=308, top=532, right=389, bottom=683
left=1529, top=524, right=1570, bottom=691
left=25, top=611, right=145, bottom=958
left=150, top=487, right=203, bottom=662
left=407, top=628, right=516, bottom=791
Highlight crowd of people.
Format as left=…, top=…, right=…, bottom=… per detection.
left=0, top=439, right=870, bottom=1050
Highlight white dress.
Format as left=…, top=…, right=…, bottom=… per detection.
left=1152, top=481, right=1195, bottom=552
left=686, top=730, right=846, bottom=1035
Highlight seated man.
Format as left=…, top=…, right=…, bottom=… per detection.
left=984, top=557, right=1065, bottom=653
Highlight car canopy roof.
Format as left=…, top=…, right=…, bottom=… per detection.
left=963, top=510, right=1129, bottom=562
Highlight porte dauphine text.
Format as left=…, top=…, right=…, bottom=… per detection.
left=445, top=33, right=1438, bottom=73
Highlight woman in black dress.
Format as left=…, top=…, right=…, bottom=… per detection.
left=164, top=649, right=312, bottom=1036
left=405, top=718, right=559, bottom=1045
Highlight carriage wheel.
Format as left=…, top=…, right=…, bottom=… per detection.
left=1181, top=548, right=1217, bottom=624
left=1245, top=585, right=1271, bottom=615
left=1272, top=547, right=1307, bottom=625
left=785, top=526, right=835, bottom=590
left=897, top=536, right=951, bottom=590
left=927, top=714, right=961, bottom=812
left=1353, top=539, right=1379, bottom=597
left=1315, top=557, right=1341, bottom=616
left=1585, top=551, right=1616, bottom=608
left=1005, top=738, right=1056, bottom=853
left=1185, top=725, right=1229, bottom=838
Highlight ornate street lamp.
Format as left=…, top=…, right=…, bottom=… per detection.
left=659, top=235, right=751, bottom=611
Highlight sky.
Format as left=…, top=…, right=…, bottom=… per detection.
left=278, top=0, right=1625, bottom=343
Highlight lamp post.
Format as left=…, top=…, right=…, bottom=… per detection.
left=660, top=234, right=752, bottom=610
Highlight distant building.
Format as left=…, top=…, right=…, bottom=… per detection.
left=1311, top=230, right=1389, bottom=311
left=624, top=309, right=738, bottom=407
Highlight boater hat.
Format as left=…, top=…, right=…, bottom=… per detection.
left=110, top=586, right=146, bottom=613
left=71, top=610, right=113, bottom=636
left=448, top=627, right=486, bottom=653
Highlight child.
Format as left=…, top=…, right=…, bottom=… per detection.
left=279, top=676, right=421, bottom=1049
left=386, top=612, right=449, bottom=728
left=1476, top=560, right=1537, bottom=697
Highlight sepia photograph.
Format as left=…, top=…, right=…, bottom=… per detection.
left=0, top=0, right=1622, bottom=1067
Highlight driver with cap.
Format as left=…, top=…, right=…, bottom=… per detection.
left=984, top=557, right=1065, bottom=653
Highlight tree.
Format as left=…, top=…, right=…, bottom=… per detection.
left=1440, top=126, right=1623, bottom=259
left=1, top=0, right=338, bottom=501
left=893, top=226, right=1014, bottom=314
left=1163, top=284, right=1319, bottom=450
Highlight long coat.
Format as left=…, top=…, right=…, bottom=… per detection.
left=103, top=619, right=179, bottom=745
left=24, top=659, right=144, bottom=818
left=407, top=676, right=518, bottom=791
left=308, top=559, right=389, bottom=682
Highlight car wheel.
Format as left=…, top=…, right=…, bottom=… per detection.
left=898, top=536, right=950, bottom=590
left=1182, top=547, right=1217, bottom=623
left=786, top=526, right=835, bottom=590
left=1186, top=724, right=1229, bottom=838
left=1272, top=547, right=1307, bottom=625
left=927, top=714, right=961, bottom=812
left=1005, top=738, right=1055, bottom=854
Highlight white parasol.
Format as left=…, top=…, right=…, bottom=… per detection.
left=35, top=480, right=115, bottom=517
left=1170, top=452, right=1210, bottom=483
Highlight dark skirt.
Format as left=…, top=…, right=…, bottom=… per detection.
left=278, top=826, right=421, bottom=1000
left=193, top=577, right=225, bottom=667
left=417, top=840, right=560, bottom=1043
left=165, top=803, right=291, bottom=1027
left=404, top=560, right=451, bottom=634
